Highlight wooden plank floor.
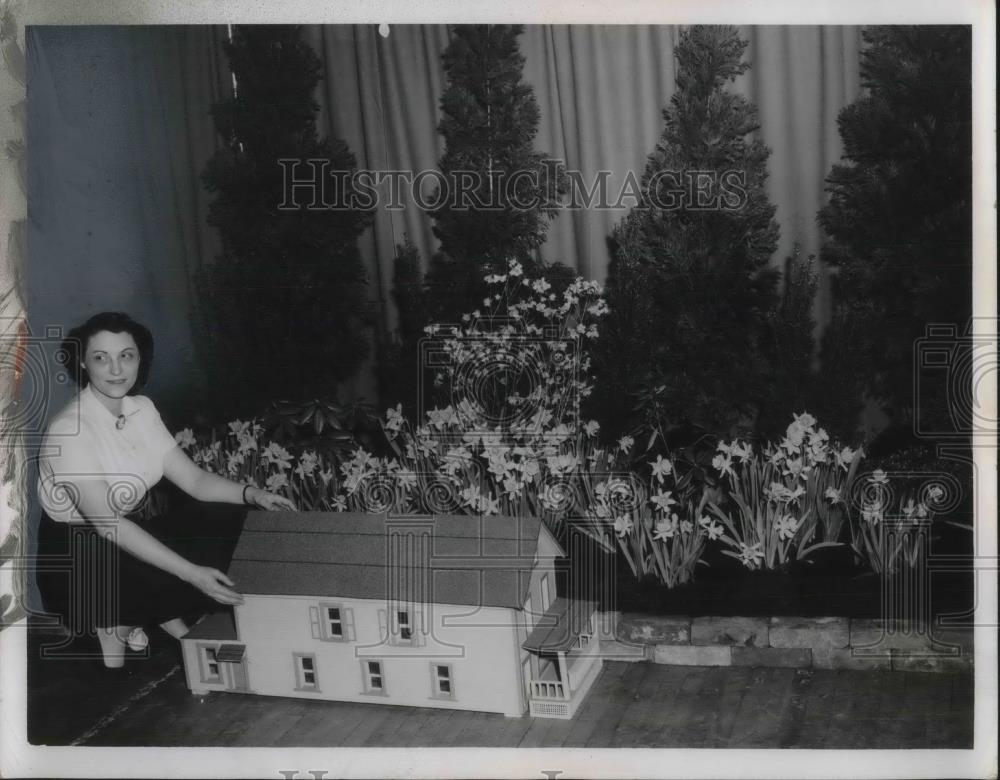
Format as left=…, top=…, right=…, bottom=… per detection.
left=70, top=661, right=974, bottom=748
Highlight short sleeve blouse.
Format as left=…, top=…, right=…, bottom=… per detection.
left=36, top=384, right=179, bottom=523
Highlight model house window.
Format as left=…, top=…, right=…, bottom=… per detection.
left=310, top=603, right=355, bottom=641
left=362, top=660, right=386, bottom=694
left=380, top=607, right=422, bottom=646
left=397, top=610, right=412, bottom=641
left=294, top=653, right=319, bottom=691
left=199, top=646, right=221, bottom=683
left=540, top=573, right=551, bottom=611
left=431, top=663, right=454, bottom=699
left=524, top=596, right=534, bottom=629
left=326, top=606, right=343, bottom=638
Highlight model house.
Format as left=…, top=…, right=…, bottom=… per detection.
left=180, top=511, right=605, bottom=719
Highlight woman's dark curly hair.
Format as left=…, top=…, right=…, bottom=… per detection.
left=59, top=312, right=154, bottom=392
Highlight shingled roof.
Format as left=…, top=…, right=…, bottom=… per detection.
left=226, top=512, right=562, bottom=610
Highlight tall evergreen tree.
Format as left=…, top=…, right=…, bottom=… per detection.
left=424, top=24, right=568, bottom=322
left=377, top=238, right=429, bottom=417
left=816, top=26, right=972, bottom=440
left=594, top=25, right=781, bottom=442
left=757, top=251, right=818, bottom=441
left=200, top=26, right=373, bottom=419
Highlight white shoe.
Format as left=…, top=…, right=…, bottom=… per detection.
left=127, top=627, right=149, bottom=652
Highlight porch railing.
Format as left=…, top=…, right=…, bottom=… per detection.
left=530, top=679, right=566, bottom=699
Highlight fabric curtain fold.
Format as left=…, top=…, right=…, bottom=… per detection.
left=26, top=24, right=861, bottom=410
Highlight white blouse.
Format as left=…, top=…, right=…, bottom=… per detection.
left=37, top=384, right=179, bottom=523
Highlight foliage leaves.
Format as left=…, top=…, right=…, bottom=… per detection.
left=199, top=26, right=373, bottom=419
left=425, top=24, right=569, bottom=322
left=815, top=26, right=972, bottom=436
left=594, top=25, right=786, bottom=443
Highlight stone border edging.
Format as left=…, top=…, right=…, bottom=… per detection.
left=599, top=612, right=973, bottom=673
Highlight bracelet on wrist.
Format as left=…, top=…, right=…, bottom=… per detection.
left=242, top=484, right=253, bottom=506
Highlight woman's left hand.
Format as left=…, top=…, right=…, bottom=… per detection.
left=246, top=487, right=297, bottom=511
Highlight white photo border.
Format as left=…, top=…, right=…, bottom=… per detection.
left=1, top=0, right=995, bottom=778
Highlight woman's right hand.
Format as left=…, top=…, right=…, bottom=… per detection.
left=185, top=565, right=244, bottom=606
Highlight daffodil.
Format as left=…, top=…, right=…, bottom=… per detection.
left=650, top=455, right=673, bottom=483
left=266, top=472, right=289, bottom=492
left=294, top=450, right=318, bottom=478
left=227, top=420, right=251, bottom=438
left=705, top=521, right=724, bottom=541
left=614, top=515, right=634, bottom=537
left=225, top=450, right=244, bottom=477
left=174, top=428, right=196, bottom=450
left=784, top=421, right=806, bottom=448
left=384, top=403, right=404, bottom=435
left=766, top=482, right=789, bottom=503
left=712, top=453, right=734, bottom=479
left=793, top=411, right=817, bottom=429
left=738, top=542, right=764, bottom=569
left=652, top=516, right=678, bottom=541
left=774, top=514, right=799, bottom=540
left=861, top=504, right=882, bottom=525
left=262, top=442, right=293, bottom=471
left=650, top=490, right=677, bottom=513
left=427, top=406, right=456, bottom=430
left=835, top=446, right=856, bottom=471
left=546, top=453, right=578, bottom=475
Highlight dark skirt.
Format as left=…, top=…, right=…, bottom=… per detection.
left=35, top=497, right=246, bottom=631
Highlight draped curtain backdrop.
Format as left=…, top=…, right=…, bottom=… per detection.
left=26, top=24, right=861, bottom=421
left=26, top=25, right=230, bottom=419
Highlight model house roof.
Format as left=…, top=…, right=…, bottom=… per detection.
left=226, top=511, right=564, bottom=610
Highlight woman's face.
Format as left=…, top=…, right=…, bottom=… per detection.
left=81, top=330, right=140, bottom=401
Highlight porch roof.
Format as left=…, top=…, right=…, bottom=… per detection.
left=522, top=597, right=598, bottom=653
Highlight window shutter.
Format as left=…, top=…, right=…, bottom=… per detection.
left=344, top=608, right=356, bottom=642
left=309, top=606, right=321, bottom=640
left=414, top=610, right=425, bottom=647
left=378, top=609, right=388, bottom=642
